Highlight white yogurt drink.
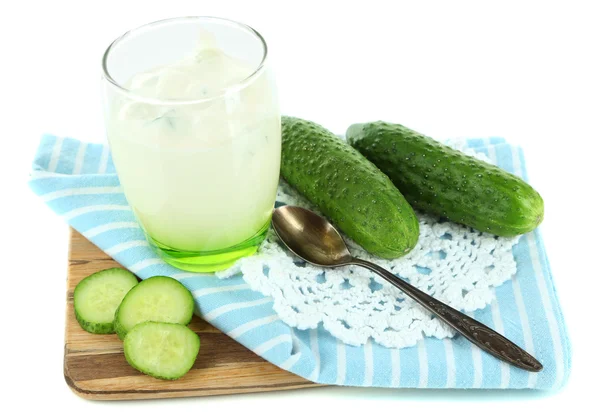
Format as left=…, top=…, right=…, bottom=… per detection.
left=102, top=18, right=280, bottom=272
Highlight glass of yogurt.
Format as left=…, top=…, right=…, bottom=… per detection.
left=101, top=17, right=281, bottom=272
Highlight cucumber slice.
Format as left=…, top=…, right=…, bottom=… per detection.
left=114, top=276, right=194, bottom=340
left=124, top=322, right=200, bottom=380
left=74, top=268, right=139, bottom=334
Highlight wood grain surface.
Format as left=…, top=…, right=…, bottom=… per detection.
left=64, top=228, right=318, bottom=400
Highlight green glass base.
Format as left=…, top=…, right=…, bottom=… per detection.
left=147, top=220, right=270, bottom=273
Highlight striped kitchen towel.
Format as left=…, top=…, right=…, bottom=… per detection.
left=29, top=135, right=571, bottom=390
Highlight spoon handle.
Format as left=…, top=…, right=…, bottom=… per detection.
left=351, top=257, right=543, bottom=372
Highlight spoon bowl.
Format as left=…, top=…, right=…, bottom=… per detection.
left=272, top=205, right=352, bottom=267
left=271, top=205, right=543, bottom=372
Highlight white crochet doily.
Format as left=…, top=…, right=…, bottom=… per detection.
left=218, top=140, right=520, bottom=348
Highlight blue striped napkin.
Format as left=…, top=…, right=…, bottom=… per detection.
left=29, top=135, right=571, bottom=390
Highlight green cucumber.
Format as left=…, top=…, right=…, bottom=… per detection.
left=281, top=116, right=419, bottom=258
left=73, top=268, right=138, bottom=334
left=124, top=322, right=200, bottom=380
left=347, top=121, right=544, bottom=236
left=114, top=276, right=194, bottom=340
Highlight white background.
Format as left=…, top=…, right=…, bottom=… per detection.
left=2, top=0, right=599, bottom=415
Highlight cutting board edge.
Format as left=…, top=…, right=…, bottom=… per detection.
left=63, top=362, right=320, bottom=401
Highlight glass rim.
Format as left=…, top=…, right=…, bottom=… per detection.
left=101, top=16, right=269, bottom=105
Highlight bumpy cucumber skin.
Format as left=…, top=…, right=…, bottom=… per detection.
left=113, top=303, right=128, bottom=340
left=347, top=122, right=544, bottom=236
left=73, top=268, right=138, bottom=334
left=281, top=116, right=419, bottom=258
left=74, top=310, right=115, bottom=334
left=113, top=276, right=194, bottom=340
left=123, top=322, right=200, bottom=380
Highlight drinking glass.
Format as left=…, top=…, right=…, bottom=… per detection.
left=101, top=17, right=281, bottom=272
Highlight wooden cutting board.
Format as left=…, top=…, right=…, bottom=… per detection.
left=64, top=228, right=318, bottom=400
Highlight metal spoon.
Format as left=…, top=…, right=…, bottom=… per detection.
left=271, top=205, right=543, bottom=372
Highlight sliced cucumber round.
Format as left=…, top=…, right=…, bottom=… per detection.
left=124, top=322, right=200, bottom=380
left=114, top=276, right=194, bottom=340
left=74, top=268, right=139, bottom=334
